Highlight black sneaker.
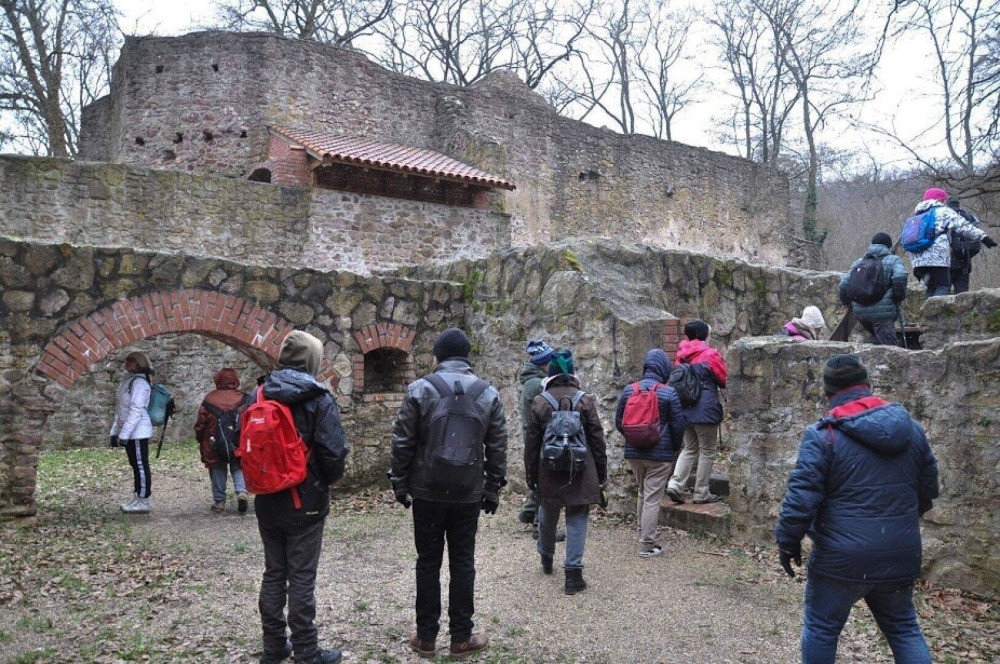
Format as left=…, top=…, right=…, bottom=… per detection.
left=295, top=649, right=342, bottom=664
left=693, top=493, right=722, bottom=505
left=260, top=640, right=293, bottom=664
left=666, top=487, right=686, bottom=504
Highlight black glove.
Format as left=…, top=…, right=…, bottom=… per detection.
left=395, top=491, right=411, bottom=509
left=109, top=435, right=119, bottom=448
left=598, top=486, right=609, bottom=510
left=982, top=236, right=997, bottom=249
left=779, top=543, right=803, bottom=578
left=482, top=496, right=499, bottom=515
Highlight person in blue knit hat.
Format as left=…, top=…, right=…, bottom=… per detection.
left=517, top=340, right=555, bottom=536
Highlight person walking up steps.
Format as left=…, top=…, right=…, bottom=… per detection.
left=666, top=320, right=727, bottom=505
left=614, top=349, right=686, bottom=558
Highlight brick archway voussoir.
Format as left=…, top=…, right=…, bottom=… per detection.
left=36, top=289, right=295, bottom=389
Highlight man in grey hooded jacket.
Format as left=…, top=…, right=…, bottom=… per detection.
left=839, top=233, right=908, bottom=346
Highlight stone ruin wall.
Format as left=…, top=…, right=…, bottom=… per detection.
left=80, top=31, right=794, bottom=266
left=728, top=329, right=1000, bottom=598
left=0, top=156, right=509, bottom=275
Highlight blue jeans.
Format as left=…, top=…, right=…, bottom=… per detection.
left=209, top=462, right=246, bottom=502
left=802, top=574, right=931, bottom=664
left=537, top=504, right=589, bottom=569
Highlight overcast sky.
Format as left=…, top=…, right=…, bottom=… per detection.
left=114, top=0, right=942, bottom=173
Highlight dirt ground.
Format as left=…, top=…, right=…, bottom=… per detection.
left=1, top=443, right=997, bottom=663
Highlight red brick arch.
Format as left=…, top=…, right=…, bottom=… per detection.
left=36, top=289, right=339, bottom=388
left=352, top=322, right=416, bottom=393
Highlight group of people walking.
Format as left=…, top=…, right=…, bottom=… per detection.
left=100, top=187, right=976, bottom=663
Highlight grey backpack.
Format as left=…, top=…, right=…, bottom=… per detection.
left=423, top=374, right=489, bottom=496
left=539, top=391, right=588, bottom=476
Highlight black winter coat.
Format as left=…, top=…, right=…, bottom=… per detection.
left=253, top=368, right=349, bottom=527
left=389, top=359, right=508, bottom=503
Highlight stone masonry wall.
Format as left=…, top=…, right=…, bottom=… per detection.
left=81, top=31, right=793, bottom=266
left=727, top=337, right=1000, bottom=598
left=0, top=156, right=509, bottom=275
left=918, top=289, right=1000, bottom=348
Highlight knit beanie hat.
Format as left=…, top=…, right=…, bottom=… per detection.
left=947, top=198, right=961, bottom=210
left=801, top=306, right=826, bottom=330
left=213, top=368, right=240, bottom=390
left=526, top=339, right=555, bottom=366
left=125, top=351, right=153, bottom=373
left=871, top=232, right=892, bottom=248
left=684, top=319, right=710, bottom=341
left=433, top=327, right=472, bottom=361
left=923, top=187, right=948, bottom=203
left=823, top=353, right=869, bottom=396
left=547, top=349, right=575, bottom=377
left=278, top=330, right=323, bottom=377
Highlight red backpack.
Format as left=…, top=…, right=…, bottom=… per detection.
left=237, top=386, right=310, bottom=508
left=621, top=382, right=664, bottom=449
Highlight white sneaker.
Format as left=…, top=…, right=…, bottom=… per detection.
left=120, top=493, right=138, bottom=512
left=123, top=496, right=150, bottom=514
left=639, top=545, right=664, bottom=558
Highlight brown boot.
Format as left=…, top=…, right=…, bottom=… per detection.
left=449, top=634, right=489, bottom=660
left=408, top=633, right=435, bottom=659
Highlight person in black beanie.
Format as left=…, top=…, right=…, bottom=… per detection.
left=776, top=353, right=939, bottom=663
left=946, top=199, right=983, bottom=294
left=390, top=327, right=508, bottom=659
left=839, top=232, right=908, bottom=346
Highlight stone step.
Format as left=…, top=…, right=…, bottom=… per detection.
left=685, top=473, right=729, bottom=497
left=658, top=499, right=732, bottom=538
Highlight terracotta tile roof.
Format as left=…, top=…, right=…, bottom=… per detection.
left=269, top=126, right=515, bottom=190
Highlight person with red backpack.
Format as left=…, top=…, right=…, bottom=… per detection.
left=666, top=320, right=728, bottom=505
left=250, top=330, right=348, bottom=664
left=614, top=349, right=686, bottom=558
left=193, top=368, right=249, bottom=514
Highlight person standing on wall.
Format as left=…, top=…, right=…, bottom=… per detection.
left=665, top=320, right=728, bottom=505
left=776, top=354, right=939, bottom=664
left=946, top=198, right=984, bottom=295
left=524, top=349, right=607, bottom=594
left=110, top=351, right=155, bottom=514
left=614, top=349, right=686, bottom=558
left=253, top=330, right=349, bottom=664
left=904, top=187, right=995, bottom=298
left=389, top=328, right=508, bottom=660
left=839, top=233, right=909, bottom=346
left=193, top=368, right=250, bottom=514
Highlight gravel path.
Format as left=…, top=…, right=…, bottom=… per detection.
left=5, top=444, right=990, bottom=663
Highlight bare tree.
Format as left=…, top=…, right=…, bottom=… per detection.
left=215, top=0, right=392, bottom=45
left=708, top=0, right=799, bottom=167
left=877, top=0, right=1000, bottom=197
left=754, top=0, right=876, bottom=244
left=0, top=0, right=119, bottom=157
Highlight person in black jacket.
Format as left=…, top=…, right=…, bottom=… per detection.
left=389, top=328, right=508, bottom=660
left=947, top=198, right=983, bottom=294
left=255, top=330, right=349, bottom=664
left=775, top=354, right=938, bottom=664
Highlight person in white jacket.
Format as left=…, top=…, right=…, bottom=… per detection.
left=110, top=351, right=155, bottom=513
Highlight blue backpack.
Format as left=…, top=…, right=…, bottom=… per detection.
left=901, top=208, right=937, bottom=253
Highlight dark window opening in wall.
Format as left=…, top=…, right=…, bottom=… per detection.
left=247, top=168, right=272, bottom=183
left=364, top=348, right=410, bottom=393
left=173, top=133, right=184, bottom=143
left=134, top=137, right=145, bottom=146
left=163, top=149, right=176, bottom=162
left=203, top=130, right=214, bottom=142
left=155, top=65, right=164, bottom=73
left=240, top=130, right=247, bottom=138
left=578, top=170, right=600, bottom=181
left=211, top=63, right=219, bottom=72
left=313, top=163, right=482, bottom=207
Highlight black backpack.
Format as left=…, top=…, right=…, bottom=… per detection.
left=845, top=253, right=888, bottom=306
left=203, top=396, right=248, bottom=463
left=423, top=374, right=489, bottom=497
left=669, top=363, right=702, bottom=408
left=539, top=391, right=588, bottom=476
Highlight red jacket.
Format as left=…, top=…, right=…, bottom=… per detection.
left=675, top=340, right=727, bottom=387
